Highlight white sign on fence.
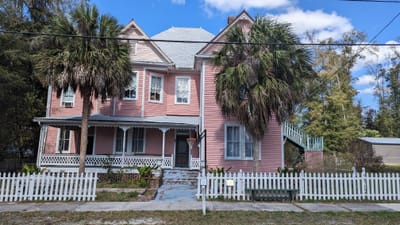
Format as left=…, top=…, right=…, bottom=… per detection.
left=0, top=172, right=97, bottom=202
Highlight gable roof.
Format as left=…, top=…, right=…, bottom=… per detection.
left=196, top=10, right=254, bottom=56
left=121, top=20, right=173, bottom=65
left=152, top=27, right=214, bottom=68
left=359, top=137, right=400, bottom=145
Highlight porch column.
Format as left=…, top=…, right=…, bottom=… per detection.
left=159, top=128, right=169, bottom=167
left=36, top=125, right=48, bottom=168
left=119, top=126, right=130, bottom=168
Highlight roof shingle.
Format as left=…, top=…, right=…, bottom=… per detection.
left=152, top=27, right=214, bottom=68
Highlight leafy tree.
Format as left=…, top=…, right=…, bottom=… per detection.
left=34, top=3, right=131, bottom=173
left=214, top=17, right=315, bottom=171
left=0, top=0, right=75, bottom=160
left=372, top=50, right=400, bottom=137
left=302, top=31, right=365, bottom=153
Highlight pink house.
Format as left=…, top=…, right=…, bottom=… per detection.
left=34, top=11, right=323, bottom=173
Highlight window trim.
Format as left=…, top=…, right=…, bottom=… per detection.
left=149, top=73, right=164, bottom=103
left=60, top=86, right=75, bottom=108
left=175, top=76, right=191, bottom=104
left=57, top=128, right=71, bottom=153
left=123, top=71, right=139, bottom=100
left=224, top=122, right=260, bottom=160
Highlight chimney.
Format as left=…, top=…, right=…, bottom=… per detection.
left=227, top=16, right=236, bottom=25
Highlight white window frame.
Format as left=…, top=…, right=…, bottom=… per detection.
left=60, top=86, right=75, bottom=108
left=175, top=76, right=191, bottom=104
left=123, top=71, right=138, bottom=100
left=149, top=73, right=164, bottom=103
left=224, top=122, right=259, bottom=160
left=114, top=127, right=146, bottom=154
left=57, top=128, right=71, bottom=153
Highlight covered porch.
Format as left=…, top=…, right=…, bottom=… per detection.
left=34, top=114, right=201, bottom=172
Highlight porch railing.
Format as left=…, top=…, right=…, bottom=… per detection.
left=39, top=154, right=173, bottom=169
left=39, top=154, right=200, bottom=170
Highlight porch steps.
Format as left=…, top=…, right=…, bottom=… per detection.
left=161, top=169, right=199, bottom=187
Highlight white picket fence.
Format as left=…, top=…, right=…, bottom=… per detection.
left=197, top=168, right=400, bottom=201
left=0, top=172, right=97, bottom=202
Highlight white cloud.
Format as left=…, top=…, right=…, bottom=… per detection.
left=357, top=87, right=375, bottom=95
left=204, top=0, right=291, bottom=12
left=171, top=0, right=185, bottom=5
left=267, top=8, right=353, bottom=41
left=355, top=75, right=375, bottom=86
left=353, top=41, right=400, bottom=72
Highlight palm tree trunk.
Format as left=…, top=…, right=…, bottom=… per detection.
left=253, top=139, right=260, bottom=172
left=78, top=92, right=91, bottom=173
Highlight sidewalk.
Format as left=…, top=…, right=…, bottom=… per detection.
left=1, top=201, right=400, bottom=213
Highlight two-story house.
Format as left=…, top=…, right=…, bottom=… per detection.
left=34, top=11, right=323, bottom=173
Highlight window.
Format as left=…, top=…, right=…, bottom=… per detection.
left=58, top=128, right=71, bottom=153
left=124, top=71, right=138, bottom=100
left=225, top=123, right=254, bottom=160
left=149, top=74, right=163, bottom=102
left=61, top=86, right=75, bottom=107
left=115, top=128, right=145, bottom=154
left=175, top=77, right=190, bottom=104
left=131, top=128, right=145, bottom=153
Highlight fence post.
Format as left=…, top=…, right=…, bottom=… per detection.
left=299, top=170, right=304, bottom=201
left=361, top=167, right=366, bottom=200
left=238, top=170, right=243, bottom=200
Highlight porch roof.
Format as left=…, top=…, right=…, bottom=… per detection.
left=34, top=114, right=199, bottom=129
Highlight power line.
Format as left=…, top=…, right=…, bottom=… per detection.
left=306, top=9, right=400, bottom=110
left=1, top=29, right=400, bottom=47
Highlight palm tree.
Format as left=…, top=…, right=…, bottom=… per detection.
left=34, top=3, right=131, bottom=173
left=214, top=17, right=315, bottom=172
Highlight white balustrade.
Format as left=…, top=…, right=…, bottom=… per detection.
left=283, top=122, right=323, bottom=151
left=191, top=158, right=200, bottom=169
left=40, top=154, right=173, bottom=169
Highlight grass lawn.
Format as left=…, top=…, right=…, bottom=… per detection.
left=1, top=211, right=400, bottom=225
left=95, top=189, right=156, bottom=201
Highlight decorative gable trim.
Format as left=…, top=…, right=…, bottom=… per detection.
left=196, top=10, right=254, bottom=57
left=121, top=20, right=173, bottom=65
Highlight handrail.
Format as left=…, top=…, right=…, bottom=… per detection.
left=283, top=122, right=323, bottom=151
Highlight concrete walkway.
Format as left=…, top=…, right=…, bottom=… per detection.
left=1, top=201, right=400, bottom=213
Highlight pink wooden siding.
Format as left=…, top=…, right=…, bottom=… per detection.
left=114, top=68, right=144, bottom=117
left=45, top=127, right=58, bottom=154
left=165, top=130, right=175, bottom=156
left=145, top=128, right=162, bottom=155
left=95, top=127, right=114, bottom=154
left=45, top=127, right=77, bottom=154
left=203, top=63, right=282, bottom=172
left=165, top=73, right=200, bottom=116
left=49, top=89, right=83, bottom=117
left=305, top=151, right=323, bottom=169
left=121, top=24, right=167, bottom=63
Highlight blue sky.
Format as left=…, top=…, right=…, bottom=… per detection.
left=91, top=0, right=400, bottom=109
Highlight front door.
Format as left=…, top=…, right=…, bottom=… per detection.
left=175, top=135, right=189, bottom=168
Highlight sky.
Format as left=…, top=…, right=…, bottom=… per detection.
left=91, top=0, right=400, bottom=110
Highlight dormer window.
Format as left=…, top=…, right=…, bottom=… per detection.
left=61, top=86, right=75, bottom=108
